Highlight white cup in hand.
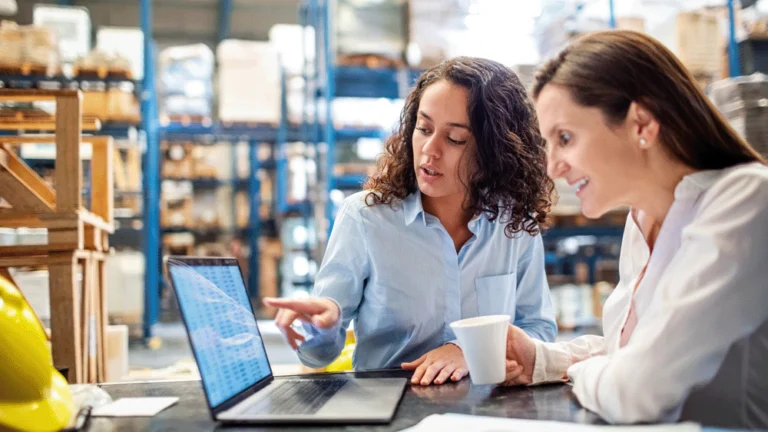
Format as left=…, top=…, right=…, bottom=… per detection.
left=450, top=315, right=510, bottom=385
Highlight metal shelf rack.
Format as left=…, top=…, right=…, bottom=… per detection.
left=301, top=0, right=424, bottom=235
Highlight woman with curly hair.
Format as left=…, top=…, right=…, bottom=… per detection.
left=264, top=56, right=557, bottom=385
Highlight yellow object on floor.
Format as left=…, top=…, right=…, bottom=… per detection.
left=0, top=274, right=73, bottom=432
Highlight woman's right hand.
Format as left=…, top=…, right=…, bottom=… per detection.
left=262, top=297, right=341, bottom=350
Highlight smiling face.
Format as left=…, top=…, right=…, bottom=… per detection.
left=412, top=79, right=475, bottom=204
left=535, top=83, right=644, bottom=218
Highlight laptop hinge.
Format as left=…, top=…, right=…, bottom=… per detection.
left=213, top=375, right=275, bottom=418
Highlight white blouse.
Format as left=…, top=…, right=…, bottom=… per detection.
left=531, top=162, right=768, bottom=428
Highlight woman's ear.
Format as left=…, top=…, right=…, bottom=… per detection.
left=627, top=102, right=660, bottom=149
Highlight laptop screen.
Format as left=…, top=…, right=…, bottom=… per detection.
left=167, top=258, right=273, bottom=408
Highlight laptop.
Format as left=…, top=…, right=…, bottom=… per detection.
left=165, top=256, right=407, bottom=424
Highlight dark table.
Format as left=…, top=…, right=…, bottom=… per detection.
left=91, top=370, right=734, bottom=432
left=90, top=370, right=600, bottom=431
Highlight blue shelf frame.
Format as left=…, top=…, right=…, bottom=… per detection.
left=302, top=0, right=423, bottom=236
left=141, top=0, right=161, bottom=341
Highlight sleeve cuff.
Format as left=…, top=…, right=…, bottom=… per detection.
left=444, top=339, right=461, bottom=350
left=531, top=339, right=572, bottom=385
left=301, top=298, right=344, bottom=339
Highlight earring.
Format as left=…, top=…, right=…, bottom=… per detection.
left=639, top=138, right=647, bottom=147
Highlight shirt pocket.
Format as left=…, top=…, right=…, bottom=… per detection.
left=474, top=273, right=517, bottom=318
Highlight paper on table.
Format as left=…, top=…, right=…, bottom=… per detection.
left=399, top=414, right=701, bottom=432
left=91, top=397, right=179, bottom=417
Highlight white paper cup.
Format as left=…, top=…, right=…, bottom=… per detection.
left=450, top=315, right=510, bottom=385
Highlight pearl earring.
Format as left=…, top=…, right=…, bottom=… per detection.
left=640, top=138, right=647, bottom=147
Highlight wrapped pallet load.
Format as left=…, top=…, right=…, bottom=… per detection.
left=217, top=40, right=280, bottom=124
left=710, top=73, right=768, bottom=157
left=0, top=21, right=58, bottom=75
left=158, top=44, right=214, bottom=123
left=0, top=21, right=24, bottom=66
left=336, top=0, right=406, bottom=65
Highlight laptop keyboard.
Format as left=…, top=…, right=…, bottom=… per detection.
left=248, top=380, right=348, bottom=416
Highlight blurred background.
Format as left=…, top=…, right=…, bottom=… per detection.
left=1, top=0, right=766, bottom=382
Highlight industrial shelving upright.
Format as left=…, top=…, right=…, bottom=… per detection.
left=302, top=0, right=421, bottom=237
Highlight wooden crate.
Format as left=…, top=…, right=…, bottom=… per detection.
left=82, top=91, right=108, bottom=118
left=106, top=89, right=140, bottom=124
left=0, top=90, right=116, bottom=384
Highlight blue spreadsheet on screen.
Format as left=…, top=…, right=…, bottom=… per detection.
left=169, top=264, right=271, bottom=407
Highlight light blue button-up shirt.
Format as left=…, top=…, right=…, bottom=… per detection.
left=297, top=191, right=557, bottom=370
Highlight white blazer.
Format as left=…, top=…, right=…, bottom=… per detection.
left=531, top=162, right=768, bottom=428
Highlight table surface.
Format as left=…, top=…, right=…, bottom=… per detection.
left=91, top=370, right=739, bottom=432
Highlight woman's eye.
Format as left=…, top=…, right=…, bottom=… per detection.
left=448, top=137, right=468, bottom=145
left=559, top=131, right=571, bottom=146
left=416, top=127, right=431, bottom=135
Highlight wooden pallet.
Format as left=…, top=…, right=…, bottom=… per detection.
left=73, top=65, right=133, bottom=81
left=160, top=114, right=212, bottom=126
left=0, top=108, right=101, bottom=131
left=220, top=120, right=279, bottom=129
left=337, top=54, right=403, bottom=69
left=0, top=62, right=56, bottom=77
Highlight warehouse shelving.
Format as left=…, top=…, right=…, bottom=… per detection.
left=154, top=123, right=283, bottom=313
left=130, top=0, right=744, bottom=340
left=301, top=0, right=424, bottom=235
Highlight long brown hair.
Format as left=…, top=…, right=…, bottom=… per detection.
left=532, top=30, right=766, bottom=169
left=365, top=57, right=554, bottom=237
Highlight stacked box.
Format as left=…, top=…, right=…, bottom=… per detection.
left=336, top=0, right=406, bottom=62
left=217, top=40, right=281, bottom=124
left=654, top=11, right=722, bottom=83
left=32, top=4, right=90, bottom=64
left=158, top=44, right=214, bottom=120
left=710, top=73, right=768, bottom=157
left=0, top=21, right=59, bottom=73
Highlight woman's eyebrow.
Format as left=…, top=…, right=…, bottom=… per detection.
left=419, top=110, right=470, bottom=130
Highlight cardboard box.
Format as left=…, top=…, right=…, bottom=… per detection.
left=82, top=91, right=108, bottom=118
left=107, top=88, right=140, bottom=123
left=161, top=198, right=193, bottom=228
left=654, top=11, right=722, bottom=80
left=105, top=325, right=129, bottom=382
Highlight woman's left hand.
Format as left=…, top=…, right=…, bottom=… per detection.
left=401, top=344, right=468, bottom=386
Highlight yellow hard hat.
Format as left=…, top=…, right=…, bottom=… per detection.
left=0, top=274, right=73, bottom=432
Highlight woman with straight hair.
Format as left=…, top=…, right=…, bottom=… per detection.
left=501, top=30, right=768, bottom=428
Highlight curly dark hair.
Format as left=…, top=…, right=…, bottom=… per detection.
left=364, top=56, right=554, bottom=237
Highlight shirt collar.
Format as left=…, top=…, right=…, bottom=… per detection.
left=403, top=191, right=426, bottom=226
left=674, top=166, right=732, bottom=200
left=468, top=213, right=483, bottom=234
left=402, top=191, right=487, bottom=232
